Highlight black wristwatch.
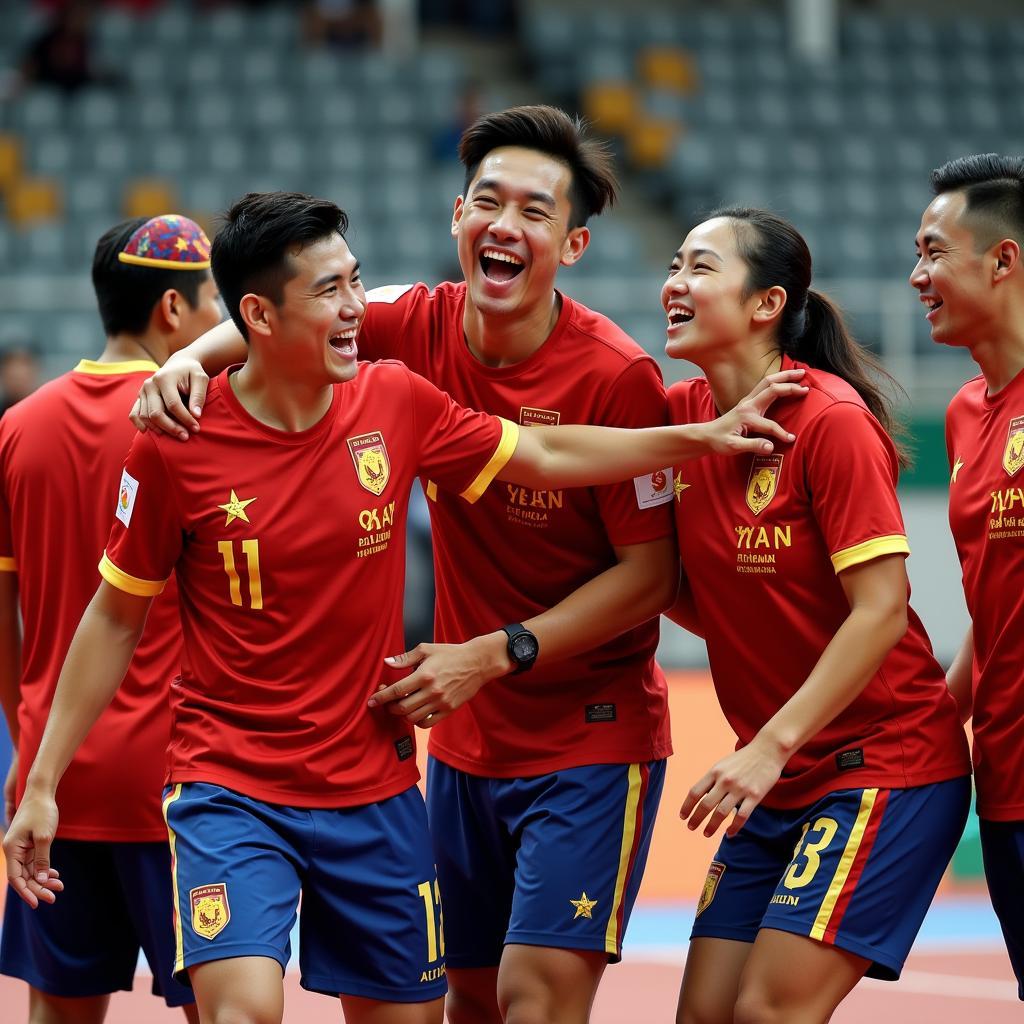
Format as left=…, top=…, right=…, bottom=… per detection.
left=501, top=623, right=539, bottom=674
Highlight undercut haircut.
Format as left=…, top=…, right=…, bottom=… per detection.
left=92, top=218, right=209, bottom=337
left=930, top=154, right=1024, bottom=250
left=458, top=105, right=618, bottom=229
left=212, top=192, right=349, bottom=340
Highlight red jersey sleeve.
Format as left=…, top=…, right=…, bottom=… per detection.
left=0, top=433, right=14, bottom=572
left=593, top=358, right=674, bottom=546
left=404, top=366, right=519, bottom=504
left=803, top=402, right=910, bottom=573
left=99, top=432, right=183, bottom=597
left=360, top=284, right=419, bottom=362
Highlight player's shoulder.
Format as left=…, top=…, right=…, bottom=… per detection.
left=666, top=375, right=712, bottom=414
left=946, top=373, right=987, bottom=418
left=562, top=295, right=657, bottom=372
left=0, top=369, right=79, bottom=434
left=365, top=280, right=460, bottom=312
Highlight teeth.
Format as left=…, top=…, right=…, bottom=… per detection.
left=482, top=249, right=523, bottom=266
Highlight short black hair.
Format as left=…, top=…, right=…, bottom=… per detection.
left=458, top=105, right=618, bottom=229
left=930, top=153, right=1024, bottom=250
left=211, top=192, right=349, bottom=340
left=92, top=218, right=210, bottom=336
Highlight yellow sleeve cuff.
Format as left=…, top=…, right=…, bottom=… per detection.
left=0, top=556, right=16, bottom=572
left=460, top=418, right=520, bottom=505
left=98, top=552, right=167, bottom=597
left=831, top=534, right=910, bottom=574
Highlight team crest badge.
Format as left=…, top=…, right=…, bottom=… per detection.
left=190, top=883, right=230, bottom=940
left=347, top=432, right=391, bottom=496
left=745, top=455, right=784, bottom=516
left=1002, top=416, right=1024, bottom=477
left=520, top=406, right=560, bottom=427
left=696, top=861, right=726, bottom=917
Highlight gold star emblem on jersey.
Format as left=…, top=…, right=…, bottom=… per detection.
left=570, top=892, right=598, bottom=920
left=950, top=456, right=964, bottom=484
left=217, top=489, right=257, bottom=526
left=1002, top=416, right=1024, bottom=477
left=674, top=476, right=691, bottom=501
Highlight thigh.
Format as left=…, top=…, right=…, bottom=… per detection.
left=497, top=944, right=606, bottom=1024
left=980, top=818, right=1024, bottom=999
left=340, top=994, right=445, bottom=1024
left=299, top=786, right=447, bottom=1004
left=162, top=783, right=303, bottom=982
left=190, top=955, right=285, bottom=1024
left=426, top=757, right=516, bottom=970
left=111, top=842, right=195, bottom=1008
left=759, top=777, right=971, bottom=980
left=676, top=937, right=751, bottom=1024
left=0, top=838, right=139, bottom=999
left=505, top=760, right=666, bottom=962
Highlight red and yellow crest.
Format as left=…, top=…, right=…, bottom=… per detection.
left=696, top=861, right=726, bottom=917
left=347, top=431, right=391, bottom=496
left=190, top=883, right=230, bottom=940
left=745, top=455, right=784, bottom=516
left=1003, top=416, right=1024, bottom=477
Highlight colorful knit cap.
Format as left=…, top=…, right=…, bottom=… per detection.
left=118, top=214, right=212, bottom=270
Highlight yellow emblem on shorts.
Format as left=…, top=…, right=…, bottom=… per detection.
left=696, top=861, right=726, bottom=917
left=1002, top=416, right=1024, bottom=477
left=347, top=431, right=391, bottom=496
left=569, top=891, right=598, bottom=920
left=745, top=455, right=784, bottom=516
left=190, top=883, right=230, bottom=940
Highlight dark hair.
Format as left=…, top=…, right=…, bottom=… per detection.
left=712, top=206, right=910, bottom=468
left=211, top=192, right=348, bottom=340
left=92, top=218, right=209, bottom=337
left=458, top=105, right=618, bottom=229
left=930, top=153, right=1024, bottom=250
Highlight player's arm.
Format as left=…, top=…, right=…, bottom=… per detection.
left=2, top=581, right=152, bottom=908
left=498, top=371, right=805, bottom=489
left=0, top=569, right=21, bottom=824
left=373, top=536, right=678, bottom=725
left=130, top=318, right=247, bottom=439
left=681, top=554, right=910, bottom=839
left=664, top=563, right=704, bottom=638
left=945, top=625, right=974, bottom=724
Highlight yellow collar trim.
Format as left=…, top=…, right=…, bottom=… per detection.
left=74, top=359, right=160, bottom=376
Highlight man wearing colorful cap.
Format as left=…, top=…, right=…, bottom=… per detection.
left=0, top=214, right=221, bottom=1023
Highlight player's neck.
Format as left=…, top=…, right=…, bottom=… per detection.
left=98, top=332, right=167, bottom=366
left=230, top=358, right=335, bottom=432
left=968, top=324, right=1024, bottom=396
left=462, top=292, right=561, bottom=368
left=702, top=346, right=782, bottom=415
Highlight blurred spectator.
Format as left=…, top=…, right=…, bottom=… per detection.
left=432, top=79, right=484, bottom=162
left=19, top=1, right=120, bottom=95
left=419, top=0, right=516, bottom=37
left=0, top=345, right=41, bottom=417
left=303, top=0, right=382, bottom=50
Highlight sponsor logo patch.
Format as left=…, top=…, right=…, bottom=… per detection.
left=634, top=467, right=674, bottom=509
left=115, top=468, right=139, bottom=528
left=347, top=432, right=391, bottom=496
left=519, top=406, right=560, bottom=427
left=696, top=861, right=726, bottom=917
left=835, top=748, right=865, bottom=771
left=585, top=703, right=617, bottom=723
left=394, top=736, right=414, bottom=761
left=1002, top=416, right=1024, bottom=477
left=190, top=883, right=230, bottom=940
left=745, top=455, right=784, bottom=516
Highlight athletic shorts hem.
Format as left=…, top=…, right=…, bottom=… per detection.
left=442, top=951, right=502, bottom=970
left=300, top=973, right=447, bottom=1002
left=504, top=929, right=621, bottom=960
left=426, top=747, right=674, bottom=779
left=0, top=962, right=133, bottom=1000
left=688, top=923, right=757, bottom=944
left=758, top=923, right=903, bottom=980
left=174, top=943, right=288, bottom=984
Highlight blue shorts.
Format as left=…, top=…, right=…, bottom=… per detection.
left=690, top=777, right=971, bottom=979
left=0, top=838, right=194, bottom=1006
left=979, top=818, right=1024, bottom=1000
left=162, top=782, right=447, bottom=1003
left=426, top=757, right=666, bottom=969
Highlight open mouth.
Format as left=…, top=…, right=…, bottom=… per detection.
left=480, top=248, right=525, bottom=283
left=329, top=328, right=358, bottom=355
left=667, top=308, right=695, bottom=327
left=923, top=297, right=943, bottom=319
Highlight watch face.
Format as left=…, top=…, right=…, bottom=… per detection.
left=511, top=633, right=538, bottom=662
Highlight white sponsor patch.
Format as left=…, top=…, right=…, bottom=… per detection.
left=366, top=284, right=415, bottom=304
left=634, top=467, right=674, bottom=509
left=115, top=468, right=139, bottom=527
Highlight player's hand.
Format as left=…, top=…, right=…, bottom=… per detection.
left=368, top=634, right=512, bottom=727
left=3, top=791, right=64, bottom=908
left=701, top=369, right=808, bottom=456
left=3, top=751, right=17, bottom=827
left=679, top=738, right=788, bottom=839
left=129, top=353, right=209, bottom=441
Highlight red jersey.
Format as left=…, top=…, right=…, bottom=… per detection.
left=0, top=360, right=181, bottom=841
left=100, top=361, right=515, bottom=807
left=946, top=368, right=1024, bottom=820
left=361, top=282, right=673, bottom=777
left=668, top=357, right=969, bottom=809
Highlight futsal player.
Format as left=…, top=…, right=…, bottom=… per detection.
left=0, top=214, right=222, bottom=1023
left=658, top=209, right=972, bottom=1024
left=911, top=154, right=1024, bottom=1000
